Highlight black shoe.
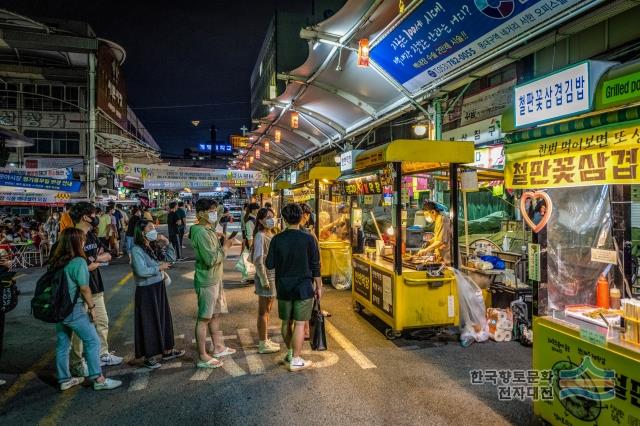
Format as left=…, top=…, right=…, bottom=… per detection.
left=144, top=358, right=162, bottom=369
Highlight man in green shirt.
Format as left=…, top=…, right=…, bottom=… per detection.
left=96, top=208, right=112, bottom=248
left=190, top=198, right=236, bottom=369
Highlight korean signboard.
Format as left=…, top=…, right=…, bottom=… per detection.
left=514, top=61, right=615, bottom=128
left=97, top=42, right=127, bottom=128
left=442, top=116, right=503, bottom=146
left=0, top=110, right=71, bottom=129
left=0, top=191, right=78, bottom=206
left=505, top=120, right=640, bottom=189
left=460, top=80, right=514, bottom=126
left=0, top=172, right=81, bottom=192
left=370, top=0, right=599, bottom=93
left=344, top=175, right=383, bottom=196
left=116, top=163, right=266, bottom=187
left=340, top=151, right=353, bottom=172
left=0, top=167, right=72, bottom=180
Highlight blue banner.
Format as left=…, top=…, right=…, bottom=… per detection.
left=370, top=0, right=590, bottom=93
left=0, top=172, right=82, bottom=192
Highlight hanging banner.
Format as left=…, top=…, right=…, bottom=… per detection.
left=460, top=80, right=515, bottom=126
left=0, top=167, right=72, bottom=180
left=116, top=163, right=266, bottom=187
left=0, top=191, right=79, bottom=206
left=369, top=0, right=599, bottom=93
left=0, top=172, right=81, bottom=192
left=505, top=120, right=640, bottom=189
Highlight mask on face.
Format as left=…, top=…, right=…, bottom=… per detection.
left=208, top=212, right=218, bottom=224
left=88, top=216, right=99, bottom=228
left=145, top=229, right=158, bottom=241
left=264, top=218, right=275, bottom=229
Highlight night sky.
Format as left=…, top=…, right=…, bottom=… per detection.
left=0, top=0, right=314, bottom=155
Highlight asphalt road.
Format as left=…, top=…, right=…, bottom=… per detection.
left=0, top=220, right=534, bottom=425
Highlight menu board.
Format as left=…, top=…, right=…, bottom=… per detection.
left=353, top=258, right=371, bottom=300
left=344, top=177, right=383, bottom=196
left=371, top=267, right=394, bottom=318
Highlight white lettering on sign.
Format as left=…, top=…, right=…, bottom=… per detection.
left=340, top=151, right=353, bottom=172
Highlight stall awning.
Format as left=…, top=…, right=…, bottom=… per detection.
left=274, top=181, right=291, bottom=190
left=309, top=166, right=341, bottom=181
left=255, top=186, right=273, bottom=195
left=354, top=140, right=475, bottom=171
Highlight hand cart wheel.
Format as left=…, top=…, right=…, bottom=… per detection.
left=385, top=328, right=402, bottom=340
left=353, top=301, right=363, bottom=313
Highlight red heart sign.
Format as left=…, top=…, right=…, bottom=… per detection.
left=520, top=191, right=552, bottom=233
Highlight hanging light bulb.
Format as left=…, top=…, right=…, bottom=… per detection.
left=357, top=38, right=370, bottom=67
left=246, top=160, right=249, bottom=168
left=290, top=111, right=299, bottom=129
left=399, top=0, right=405, bottom=14
left=265, top=140, right=270, bottom=152
left=249, top=155, right=254, bottom=163
left=274, top=129, right=281, bottom=143
left=256, top=149, right=261, bottom=159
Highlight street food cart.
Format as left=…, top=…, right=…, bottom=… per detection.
left=503, top=61, right=640, bottom=425
left=343, top=139, right=474, bottom=338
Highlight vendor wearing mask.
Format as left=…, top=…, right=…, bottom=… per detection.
left=416, top=201, right=451, bottom=265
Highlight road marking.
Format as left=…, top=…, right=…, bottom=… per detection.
left=128, top=370, right=149, bottom=392
left=237, top=328, right=265, bottom=375
left=272, top=350, right=339, bottom=369
left=37, top=386, right=80, bottom=426
left=325, top=321, right=376, bottom=369
left=105, top=272, right=133, bottom=303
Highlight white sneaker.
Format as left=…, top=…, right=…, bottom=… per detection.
left=289, top=357, right=312, bottom=372
left=93, top=378, right=122, bottom=391
left=258, top=340, right=280, bottom=354
left=60, top=377, right=84, bottom=391
left=100, top=352, right=124, bottom=367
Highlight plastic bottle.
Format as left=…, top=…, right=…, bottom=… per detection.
left=502, top=234, right=510, bottom=252
left=610, top=287, right=621, bottom=310
left=596, top=275, right=610, bottom=309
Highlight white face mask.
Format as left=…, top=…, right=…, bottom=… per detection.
left=145, top=229, right=158, bottom=241
left=208, top=212, right=218, bottom=224
left=264, top=218, right=275, bottom=229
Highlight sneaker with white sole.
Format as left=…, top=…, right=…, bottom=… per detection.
left=93, top=378, right=122, bottom=391
left=60, top=377, right=84, bottom=391
left=258, top=340, right=280, bottom=354
left=144, top=358, right=162, bottom=369
left=100, top=352, right=123, bottom=367
left=289, top=357, right=312, bottom=372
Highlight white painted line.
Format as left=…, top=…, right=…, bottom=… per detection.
left=237, top=328, right=265, bottom=375
left=191, top=336, right=237, bottom=344
left=190, top=368, right=213, bottom=381
left=221, top=357, right=247, bottom=377
left=128, top=371, right=150, bottom=391
left=162, top=362, right=182, bottom=369
left=325, top=321, right=376, bottom=369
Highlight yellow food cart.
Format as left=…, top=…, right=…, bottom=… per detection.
left=342, top=139, right=475, bottom=338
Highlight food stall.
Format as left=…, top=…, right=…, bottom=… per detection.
left=342, top=139, right=474, bottom=338
left=502, top=60, right=640, bottom=424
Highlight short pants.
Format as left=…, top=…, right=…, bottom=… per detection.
left=278, top=298, right=314, bottom=322
left=195, top=283, right=228, bottom=319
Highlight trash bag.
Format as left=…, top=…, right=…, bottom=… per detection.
left=310, top=298, right=327, bottom=351
left=330, top=244, right=352, bottom=290
left=450, top=268, right=489, bottom=347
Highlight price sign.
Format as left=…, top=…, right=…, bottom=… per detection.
left=353, top=258, right=371, bottom=300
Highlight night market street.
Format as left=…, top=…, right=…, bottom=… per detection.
left=1, top=227, right=532, bottom=426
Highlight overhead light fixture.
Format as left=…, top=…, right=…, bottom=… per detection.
left=256, top=149, right=261, bottom=159
left=274, top=130, right=281, bottom=143
left=249, top=155, right=254, bottom=163
left=290, top=111, right=299, bottom=129
left=265, top=141, right=270, bottom=152
left=334, top=155, right=341, bottom=164
left=413, top=124, right=427, bottom=137
left=357, top=38, right=370, bottom=67
left=399, top=0, right=406, bottom=14
left=312, top=41, right=320, bottom=50
left=269, top=106, right=275, bottom=112
left=246, top=161, right=249, bottom=167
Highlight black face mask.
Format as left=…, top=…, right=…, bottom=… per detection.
left=86, top=216, right=99, bottom=228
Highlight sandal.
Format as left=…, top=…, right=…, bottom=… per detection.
left=162, top=349, right=186, bottom=361
left=213, top=347, right=237, bottom=358
left=196, top=358, right=223, bottom=369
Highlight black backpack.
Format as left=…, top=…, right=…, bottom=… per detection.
left=31, top=266, right=78, bottom=323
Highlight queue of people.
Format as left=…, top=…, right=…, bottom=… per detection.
left=17, top=197, right=323, bottom=393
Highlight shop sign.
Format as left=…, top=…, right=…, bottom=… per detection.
left=369, top=0, right=598, bottom=94
left=97, top=42, right=127, bottom=128
left=534, top=320, right=640, bottom=425
left=514, top=61, right=615, bottom=128
left=505, top=120, right=640, bottom=189
left=443, top=116, right=503, bottom=146
left=591, top=248, right=617, bottom=265
left=344, top=176, right=382, bottom=196
left=0, top=172, right=80, bottom=192
left=340, top=150, right=363, bottom=173
left=371, top=267, right=393, bottom=318
left=601, top=70, right=640, bottom=107
left=353, top=258, right=371, bottom=300
left=468, top=145, right=505, bottom=170
left=460, top=80, right=515, bottom=126
left=0, top=110, right=70, bottom=129
left=290, top=171, right=298, bottom=185
left=0, top=167, right=72, bottom=180
left=528, top=243, right=540, bottom=282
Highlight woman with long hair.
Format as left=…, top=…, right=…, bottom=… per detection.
left=251, top=208, right=280, bottom=354
left=130, top=220, right=184, bottom=369
left=52, top=228, right=122, bottom=391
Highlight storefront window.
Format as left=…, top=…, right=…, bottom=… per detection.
left=23, top=130, right=80, bottom=155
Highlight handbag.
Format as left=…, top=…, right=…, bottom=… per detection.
left=1, top=271, right=18, bottom=314
left=162, top=271, right=172, bottom=287
left=310, top=297, right=327, bottom=351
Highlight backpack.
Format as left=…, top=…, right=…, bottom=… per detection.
left=31, top=266, right=78, bottom=323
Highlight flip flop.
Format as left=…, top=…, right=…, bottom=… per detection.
left=213, top=347, right=237, bottom=358
left=196, top=358, right=223, bottom=369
